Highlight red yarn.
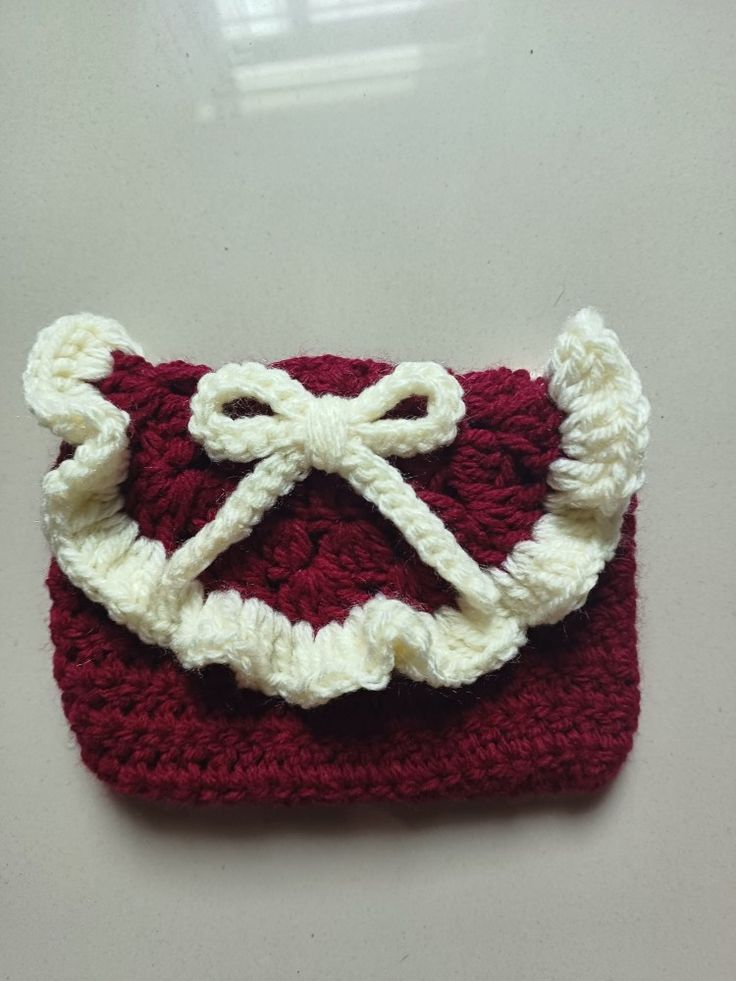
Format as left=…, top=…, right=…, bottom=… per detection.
left=46, top=353, right=640, bottom=803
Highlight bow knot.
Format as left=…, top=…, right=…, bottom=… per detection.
left=303, top=394, right=351, bottom=473
left=189, top=360, right=465, bottom=474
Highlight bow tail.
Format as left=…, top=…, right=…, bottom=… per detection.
left=161, top=449, right=309, bottom=591
left=339, top=444, right=499, bottom=614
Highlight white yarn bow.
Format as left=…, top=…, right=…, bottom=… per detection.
left=171, top=360, right=497, bottom=611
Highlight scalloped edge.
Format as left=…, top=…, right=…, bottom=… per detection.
left=24, top=309, right=648, bottom=708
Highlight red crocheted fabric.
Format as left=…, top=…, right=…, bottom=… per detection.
left=46, top=353, right=640, bottom=803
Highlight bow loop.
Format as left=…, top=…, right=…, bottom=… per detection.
left=350, top=361, right=465, bottom=458
left=189, top=362, right=310, bottom=463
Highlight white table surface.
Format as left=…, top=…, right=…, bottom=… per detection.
left=1, top=2, right=734, bottom=979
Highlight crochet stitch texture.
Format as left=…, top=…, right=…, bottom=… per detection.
left=26, top=309, right=648, bottom=802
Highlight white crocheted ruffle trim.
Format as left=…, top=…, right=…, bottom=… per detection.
left=25, top=309, right=649, bottom=708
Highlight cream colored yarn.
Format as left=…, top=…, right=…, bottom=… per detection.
left=24, top=309, right=649, bottom=708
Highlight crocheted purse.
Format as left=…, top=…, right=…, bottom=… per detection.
left=25, top=309, right=648, bottom=803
